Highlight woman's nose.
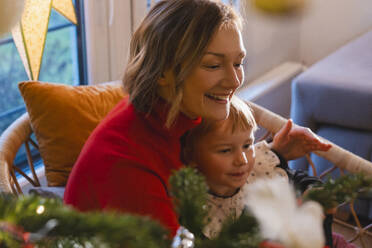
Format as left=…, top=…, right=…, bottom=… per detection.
left=225, top=66, right=241, bottom=89
left=235, top=151, right=248, bottom=166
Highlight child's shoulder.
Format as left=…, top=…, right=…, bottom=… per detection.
left=247, top=141, right=288, bottom=183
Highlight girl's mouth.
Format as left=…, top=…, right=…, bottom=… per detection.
left=228, top=172, right=246, bottom=177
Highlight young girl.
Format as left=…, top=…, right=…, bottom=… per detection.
left=183, top=96, right=310, bottom=234
left=182, top=96, right=355, bottom=248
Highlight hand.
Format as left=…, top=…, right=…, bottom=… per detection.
left=271, top=120, right=332, bottom=161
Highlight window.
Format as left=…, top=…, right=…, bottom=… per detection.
left=0, top=0, right=87, bottom=171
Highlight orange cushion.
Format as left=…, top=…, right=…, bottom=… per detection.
left=18, top=81, right=126, bottom=186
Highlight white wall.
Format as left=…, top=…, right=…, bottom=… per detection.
left=84, top=0, right=132, bottom=85
left=240, top=3, right=301, bottom=83
left=239, top=0, right=372, bottom=82
left=84, top=0, right=372, bottom=85
left=299, top=0, right=372, bottom=65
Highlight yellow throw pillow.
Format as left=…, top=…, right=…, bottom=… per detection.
left=18, top=81, right=126, bottom=186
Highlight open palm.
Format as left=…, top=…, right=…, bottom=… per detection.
left=271, top=120, right=332, bottom=161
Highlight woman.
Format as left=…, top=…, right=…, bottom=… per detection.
left=64, top=0, right=330, bottom=242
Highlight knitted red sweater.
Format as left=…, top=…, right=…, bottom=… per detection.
left=64, top=97, right=201, bottom=236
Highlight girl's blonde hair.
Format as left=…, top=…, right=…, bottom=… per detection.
left=182, top=96, right=257, bottom=164
left=123, top=0, right=242, bottom=127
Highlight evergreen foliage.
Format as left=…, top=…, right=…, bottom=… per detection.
left=169, top=167, right=209, bottom=239
left=169, top=168, right=263, bottom=247
left=0, top=169, right=371, bottom=247
left=304, top=173, right=372, bottom=210
left=0, top=193, right=170, bottom=248
left=199, top=212, right=262, bottom=248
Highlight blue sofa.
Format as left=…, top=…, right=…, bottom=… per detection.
left=290, top=29, right=372, bottom=219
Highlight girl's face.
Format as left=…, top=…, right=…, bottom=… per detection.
left=159, top=23, right=246, bottom=121
left=192, top=122, right=255, bottom=197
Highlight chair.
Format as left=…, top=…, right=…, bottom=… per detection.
left=0, top=80, right=126, bottom=196
left=0, top=113, right=35, bottom=194
left=289, top=29, right=372, bottom=247
left=251, top=102, right=372, bottom=247
left=0, top=81, right=372, bottom=246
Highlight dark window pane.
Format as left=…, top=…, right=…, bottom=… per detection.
left=0, top=3, right=83, bottom=173
left=39, top=26, right=79, bottom=85
left=0, top=0, right=85, bottom=174
left=0, top=41, right=28, bottom=135
left=0, top=107, right=26, bottom=138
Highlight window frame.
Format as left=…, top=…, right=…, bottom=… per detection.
left=0, top=0, right=88, bottom=171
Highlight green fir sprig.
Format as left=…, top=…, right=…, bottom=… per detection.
left=199, top=212, right=262, bottom=248
left=169, top=168, right=263, bottom=247
left=0, top=193, right=170, bottom=248
left=1, top=170, right=371, bottom=248
left=169, top=167, right=209, bottom=239
left=304, top=173, right=372, bottom=210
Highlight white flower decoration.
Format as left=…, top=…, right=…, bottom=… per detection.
left=244, top=178, right=325, bottom=248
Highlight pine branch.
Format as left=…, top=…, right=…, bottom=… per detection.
left=304, top=173, right=372, bottom=210
left=0, top=193, right=170, bottom=248
left=169, top=167, right=209, bottom=239
left=198, top=211, right=262, bottom=248
left=170, top=168, right=263, bottom=247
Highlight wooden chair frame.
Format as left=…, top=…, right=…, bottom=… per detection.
left=0, top=113, right=40, bottom=195
left=251, top=101, right=372, bottom=247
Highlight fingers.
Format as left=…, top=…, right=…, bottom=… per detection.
left=318, top=143, right=332, bottom=151
left=290, top=128, right=332, bottom=149
left=304, top=137, right=332, bottom=151
left=284, top=119, right=293, bottom=135
left=302, top=142, right=332, bottom=153
left=277, top=119, right=293, bottom=140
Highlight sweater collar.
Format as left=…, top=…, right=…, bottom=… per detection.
left=145, top=98, right=202, bottom=139
left=208, top=187, right=241, bottom=199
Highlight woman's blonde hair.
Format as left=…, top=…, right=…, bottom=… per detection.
left=123, top=0, right=242, bottom=127
left=182, top=96, right=257, bottom=164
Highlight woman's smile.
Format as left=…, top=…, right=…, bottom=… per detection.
left=204, top=92, right=231, bottom=104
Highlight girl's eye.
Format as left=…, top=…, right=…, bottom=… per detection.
left=234, top=62, right=244, bottom=68
left=217, top=148, right=231, bottom=154
left=243, top=143, right=251, bottom=149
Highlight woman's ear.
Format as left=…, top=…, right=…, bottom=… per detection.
left=158, top=75, right=168, bottom=86
left=157, top=70, right=174, bottom=100
left=157, top=70, right=173, bottom=86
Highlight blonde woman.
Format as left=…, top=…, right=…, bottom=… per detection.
left=64, top=1, right=329, bottom=245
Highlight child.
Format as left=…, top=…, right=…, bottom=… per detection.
left=182, top=96, right=355, bottom=248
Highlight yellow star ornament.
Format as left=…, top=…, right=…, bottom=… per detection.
left=12, top=0, right=77, bottom=81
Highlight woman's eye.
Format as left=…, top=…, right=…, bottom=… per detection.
left=204, top=64, right=220, bottom=69
left=234, top=62, right=244, bottom=68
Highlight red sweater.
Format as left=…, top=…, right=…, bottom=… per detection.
left=64, top=97, right=201, bottom=236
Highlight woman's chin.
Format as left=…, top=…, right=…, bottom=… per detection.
left=205, top=109, right=230, bottom=121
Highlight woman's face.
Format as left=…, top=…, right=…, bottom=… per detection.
left=158, top=22, right=246, bottom=121
left=181, top=23, right=246, bottom=120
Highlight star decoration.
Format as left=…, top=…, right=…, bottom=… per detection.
left=12, top=0, right=77, bottom=81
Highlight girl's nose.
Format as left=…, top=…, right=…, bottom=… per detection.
left=235, top=151, right=248, bottom=166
